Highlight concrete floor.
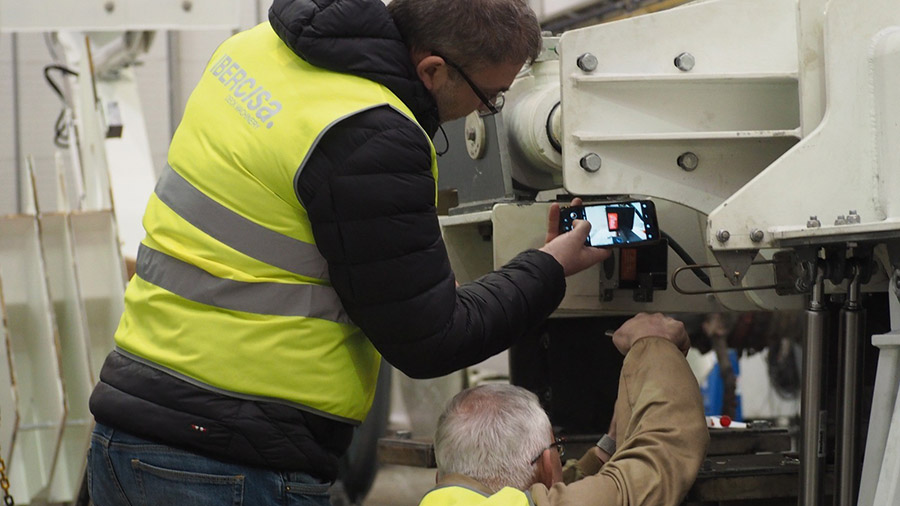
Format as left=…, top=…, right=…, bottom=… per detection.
left=361, top=465, right=436, bottom=506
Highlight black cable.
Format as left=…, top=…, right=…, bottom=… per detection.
left=661, top=230, right=711, bottom=287
left=43, top=64, right=79, bottom=148
left=43, top=64, right=78, bottom=99
left=53, top=109, right=69, bottom=148
left=435, top=124, right=449, bottom=156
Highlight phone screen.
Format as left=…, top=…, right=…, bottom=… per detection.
left=559, top=201, right=660, bottom=248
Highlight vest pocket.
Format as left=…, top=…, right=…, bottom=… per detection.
left=131, top=458, right=244, bottom=506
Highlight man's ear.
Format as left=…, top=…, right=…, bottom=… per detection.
left=538, top=449, right=554, bottom=489
left=414, top=52, right=448, bottom=92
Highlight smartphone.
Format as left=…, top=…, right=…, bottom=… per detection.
left=559, top=200, right=661, bottom=248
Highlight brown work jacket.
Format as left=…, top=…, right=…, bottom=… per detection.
left=432, top=337, right=709, bottom=506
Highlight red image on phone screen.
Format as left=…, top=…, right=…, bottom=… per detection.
left=607, top=212, right=619, bottom=231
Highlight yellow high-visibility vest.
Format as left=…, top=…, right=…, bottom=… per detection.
left=419, top=485, right=535, bottom=506
left=115, top=21, right=437, bottom=424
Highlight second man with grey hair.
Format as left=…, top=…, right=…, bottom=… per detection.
left=423, top=313, right=708, bottom=506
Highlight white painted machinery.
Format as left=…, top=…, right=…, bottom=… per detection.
left=439, top=0, right=900, bottom=504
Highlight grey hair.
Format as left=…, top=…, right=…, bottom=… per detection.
left=387, top=0, right=542, bottom=72
left=433, top=384, right=551, bottom=493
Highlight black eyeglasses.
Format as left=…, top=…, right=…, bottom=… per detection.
left=433, top=52, right=505, bottom=117
left=530, top=437, right=565, bottom=465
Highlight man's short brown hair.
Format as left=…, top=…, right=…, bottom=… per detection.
left=388, top=0, right=542, bottom=72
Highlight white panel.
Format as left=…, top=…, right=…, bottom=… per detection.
left=70, top=211, right=126, bottom=380
left=173, top=30, right=231, bottom=119
left=255, top=0, right=273, bottom=26
left=708, top=0, right=900, bottom=250
left=0, top=35, right=15, bottom=215
left=97, top=68, right=160, bottom=260
left=859, top=332, right=900, bottom=506
left=239, top=0, right=266, bottom=29
left=133, top=36, right=170, bottom=175
left=39, top=213, right=94, bottom=504
left=0, top=215, right=66, bottom=503
left=11, top=31, right=53, bottom=64
left=559, top=0, right=800, bottom=214
left=0, top=160, right=16, bottom=216
left=177, top=29, right=231, bottom=65
left=0, top=33, right=12, bottom=62
left=15, top=33, right=69, bottom=214
left=0, top=280, right=20, bottom=489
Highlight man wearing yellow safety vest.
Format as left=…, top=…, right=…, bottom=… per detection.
left=87, top=0, right=609, bottom=503
left=421, top=313, right=709, bottom=506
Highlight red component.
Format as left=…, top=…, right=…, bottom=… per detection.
left=607, top=212, right=619, bottom=231
left=720, top=415, right=732, bottom=428
left=619, top=248, right=637, bottom=281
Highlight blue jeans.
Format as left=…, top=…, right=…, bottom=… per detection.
left=88, top=423, right=332, bottom=506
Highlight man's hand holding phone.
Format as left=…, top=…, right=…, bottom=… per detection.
left=540, top=198, right=611, bottom=276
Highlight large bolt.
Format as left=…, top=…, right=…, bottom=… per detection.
left=577, top=53, right=598, bottom=72
left=674, top=52, right=695, bottom=71
left=716, top=229, right=730, bottom=243
left=750, top=229, right=764, bottom=242
left=835, top=215, right=847, bottom=226
left=807, top=216, right=821, bottom=228
left=580, top=153, right=602, bottom=172
left=847, top=210, right=860, bottom=224
left=677, top=152, right=699, bottom=171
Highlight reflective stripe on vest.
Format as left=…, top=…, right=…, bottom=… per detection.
left=154, top=164, right=330, bottom=280
left=114, top=21, right=437, bottom=423
left=419, top=485, right=535, bottom=506
left=136, top=244, right=350, bottom=323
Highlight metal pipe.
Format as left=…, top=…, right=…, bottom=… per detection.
left=800, top=266, right=827, bottom=506
left=837, top=266, right=863, bottom=506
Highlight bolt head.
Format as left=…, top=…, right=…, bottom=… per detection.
left=182, top=0, right=193, bottom=11
left=807, top=216, right=821, bottom=228
left=677, top=152, right=699, bottom=171
left=104, top=1, right=115, bottom=12
left=577, top=53, right=598, bottom=72
left=716, top=229, right=730, bottom=242
left=750, top=229, right=764, bottom=242
left=674, top=52, right=695, bottom=71
left=580, top=153, right=602, bottom=172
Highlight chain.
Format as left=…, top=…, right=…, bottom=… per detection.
left=0, top=413, right=14, bottom=506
